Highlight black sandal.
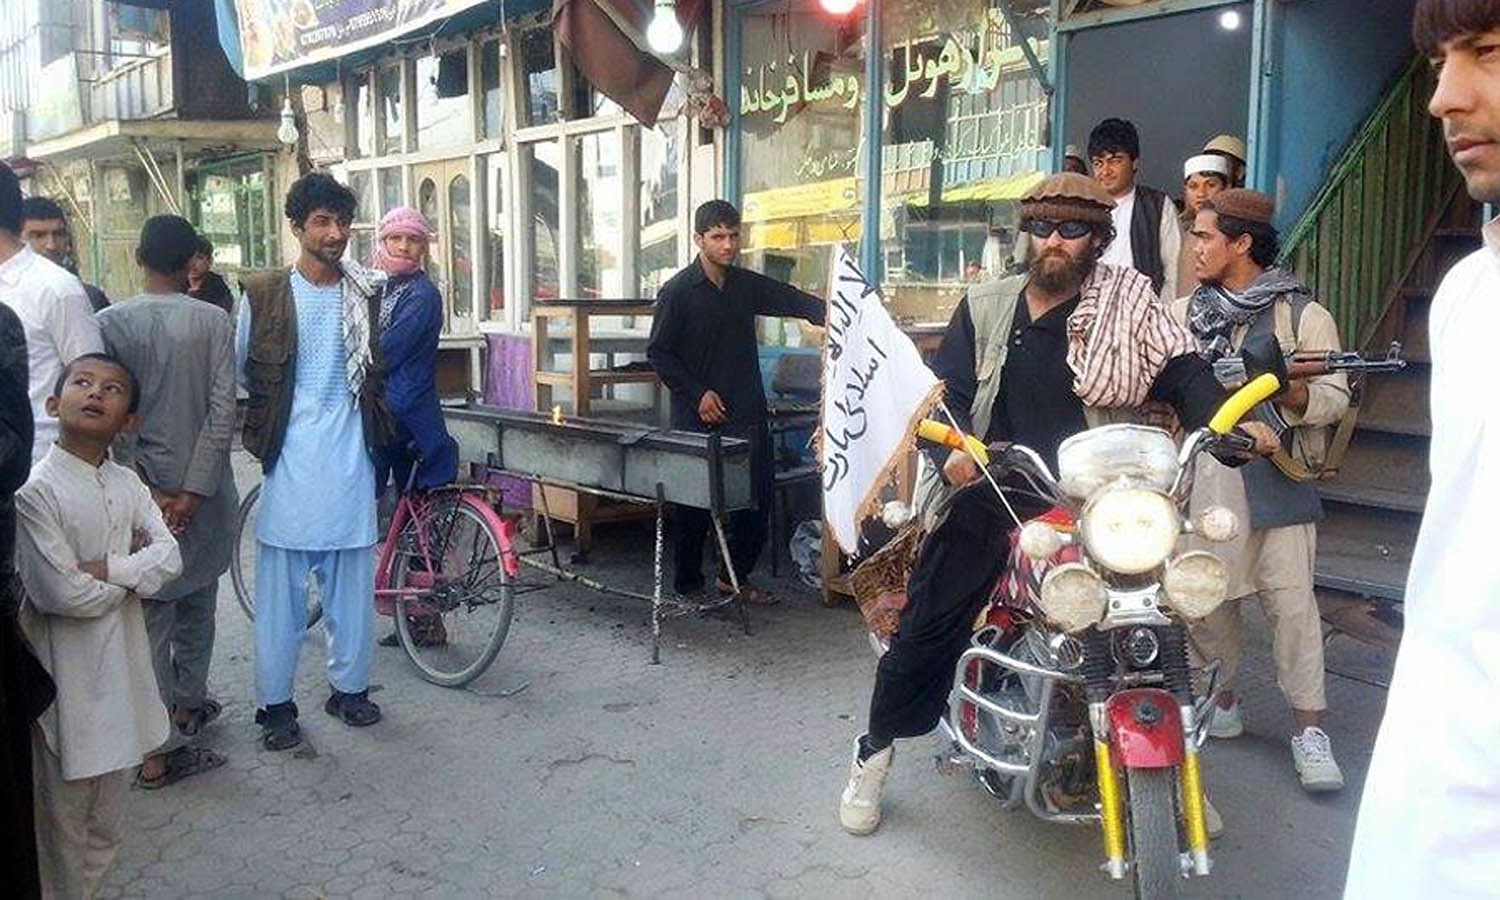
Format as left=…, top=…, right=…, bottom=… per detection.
left=255, top=701, right=302, bottom=751
left=324, top=689, right=382, bottom=727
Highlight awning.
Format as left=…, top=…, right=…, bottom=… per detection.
left=553, top=0, right=705, bottom=127
left=906, top=170, right=1045, bottom=207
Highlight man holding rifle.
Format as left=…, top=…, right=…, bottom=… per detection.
left=1176, top=189, right=1351, bottom=794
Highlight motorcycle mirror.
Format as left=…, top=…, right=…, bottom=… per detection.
left=1238, top=335, right=1288, bottom=398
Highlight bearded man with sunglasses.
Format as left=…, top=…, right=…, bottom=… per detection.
left=838, top=172, right=1276, bottom=836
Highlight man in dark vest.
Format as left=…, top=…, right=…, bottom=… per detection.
left=1176, top=189, right=1350, bottom=794
left=1087, top=117, right=1181, bottom=296
left=236, top=172, right=392, bottom=751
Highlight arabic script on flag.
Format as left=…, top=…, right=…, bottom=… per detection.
left=820, top=247, right=943, bottom=554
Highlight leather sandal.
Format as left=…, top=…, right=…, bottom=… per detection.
left=325, top=689, right=382, bottom=727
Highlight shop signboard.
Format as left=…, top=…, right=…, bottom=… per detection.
left=233, top=0, right=488, bottom=80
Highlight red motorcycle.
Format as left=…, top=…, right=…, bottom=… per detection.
left=905, top=374, right=1279, bottom=898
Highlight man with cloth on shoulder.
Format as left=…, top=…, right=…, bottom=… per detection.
left=1175, top=188, right=1350, bottom=794
left=837, top=172, right=1277, bottom=837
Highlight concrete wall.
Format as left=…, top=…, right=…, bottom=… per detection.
left=1064, top=4, right=1254, bottom=199
left=1264, top=0, right=1418, bottom=230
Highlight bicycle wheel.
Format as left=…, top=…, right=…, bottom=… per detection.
left=230, top=483, right=323, bottom=629
left=391, top=493, right=514, bottom=687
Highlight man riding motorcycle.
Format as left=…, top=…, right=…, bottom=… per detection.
left=838, top=172, right=1276, bottom=836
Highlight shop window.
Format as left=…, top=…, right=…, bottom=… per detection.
left=877, top=2, right=1049, bottom=324
left=566, top=62, right=622, bottom=120
left=481, top=39, right=506, bottom=139
left=527, top=141, right=561, bottom=300
left=486, top=154, right=507, bottom=314
left=521, top=29, right=560, bottom=126
left=379, top=168, right=403, bottom=216
left=575, top=132, right=623, bottom=298
left=379, top=65, right=404, bottom=154
left=346, top=169, right=376, bottom=267
left=351, top=75, right=374, bottom=157
left=416, top=49, right=472, bottom=149
left=449, top=174, right=474, bottom=317
left=419, top=177, right=440, bottom=287
left=640, top=121, right=681, bottom=296
left=737, top=10, right=866, bottom=303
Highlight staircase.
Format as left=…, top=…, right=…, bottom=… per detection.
left=1278, top=57, right=1481, bottom=607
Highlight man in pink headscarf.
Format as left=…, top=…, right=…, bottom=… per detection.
left=371, top=207, right=457, bottom=648
left=371, top=206, right=458, bottom=495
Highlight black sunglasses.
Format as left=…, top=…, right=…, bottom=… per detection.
left=1022, top=219, right=1094, bottom=240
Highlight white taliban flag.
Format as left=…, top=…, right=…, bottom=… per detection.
left=819, top=246, right=943, bottom=554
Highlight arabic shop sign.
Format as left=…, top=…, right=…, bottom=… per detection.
left=233, top=0, right=488, bottom=80
left=740, top=9, right=1037, bottom=122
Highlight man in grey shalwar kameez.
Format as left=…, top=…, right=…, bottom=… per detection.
left=97, top=215, right=237, bottom=786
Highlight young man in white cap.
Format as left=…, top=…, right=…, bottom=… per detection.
left=1175, top=153, right=1233, bottom=298
left=1202, top=134, right=1248, bottom=187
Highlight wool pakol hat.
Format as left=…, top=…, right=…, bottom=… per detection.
left=1203, top=134, right=1247, bottom=164
left=1204, top=188, right=1275, bottom=225
left=1183, top=154, right=1231, bottom=181
left=1020, top=172, right=1115, bottom=226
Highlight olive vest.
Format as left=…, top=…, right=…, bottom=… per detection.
left=238, top=268, right=393, bottom=474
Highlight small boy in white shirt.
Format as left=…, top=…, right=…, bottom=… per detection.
left=16, top=352, right=181, bottom=898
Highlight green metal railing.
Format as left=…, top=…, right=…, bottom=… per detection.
left=1279, top=56, right=1463, bottom=351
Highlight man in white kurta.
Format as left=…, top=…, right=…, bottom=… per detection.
left=1345, top=7, right=1500, bottom=893
left=16, top=387, right=181, bottom=898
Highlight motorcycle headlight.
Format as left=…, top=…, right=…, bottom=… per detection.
left=1038, top=563, right=1107, bottom=633
left=1162, top=551, right=1230, bottom=619
left=1080, top=488, right=1180, bottom=575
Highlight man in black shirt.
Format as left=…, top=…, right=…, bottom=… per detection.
left=647, top=200, right=825, bottom=604
left=838, top=173, right=1274, bottom=836
left=186, top=235, right=236, bottom=316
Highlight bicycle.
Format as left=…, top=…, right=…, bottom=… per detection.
left=231, top=471, right=521, bottom=688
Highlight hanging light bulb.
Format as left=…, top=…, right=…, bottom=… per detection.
left=647, top=0, right=684, bottom=54
left=277, top=75, right=299, bottom=147
left=819, top=0, right=861, bottom=15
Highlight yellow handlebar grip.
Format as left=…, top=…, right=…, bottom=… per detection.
left=916, top=419, right=990, bottom=466
left=1208, top=372, right=1282, bottom=434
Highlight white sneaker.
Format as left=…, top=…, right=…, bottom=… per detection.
left=839, top=738, right=893, bottom=835
left=1290, top=727, right=1345, bottom=793
left=1207, top=701, right=1243, bottom=739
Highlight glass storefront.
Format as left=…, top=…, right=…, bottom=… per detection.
left=576, top=130, right=623, bottom=299
left=732, top=0, right=1050, bottom=332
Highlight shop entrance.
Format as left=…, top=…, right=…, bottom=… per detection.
left=412, top=158, right=476, bottom=334
left=1062, top=3, right=1253, bottom=193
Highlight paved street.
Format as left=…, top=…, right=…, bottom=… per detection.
left=102, top=453, right=1395, bottom=898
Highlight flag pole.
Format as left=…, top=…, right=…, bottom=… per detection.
left=935, top=401, right=1026, bottom=531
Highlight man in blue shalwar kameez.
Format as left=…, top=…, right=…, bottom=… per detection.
left=236, top=173, right=393, bottom=750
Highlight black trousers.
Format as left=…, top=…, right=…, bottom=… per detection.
left=867, top=484, right=1017, bottom=745
left=673, top=422, right=774, bottom=593
left=2, top=579, right=55, bottom=900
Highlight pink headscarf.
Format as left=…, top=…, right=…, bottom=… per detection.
left=373, top=206, right=433, bottom=277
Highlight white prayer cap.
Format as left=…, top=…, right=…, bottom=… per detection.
left=1183, top=153, right=1232, bottom=181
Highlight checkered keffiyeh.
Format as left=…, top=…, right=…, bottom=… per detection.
left=1186, top=267, right=1307, bottom=362
left=339, top=263, right=386, bottom=398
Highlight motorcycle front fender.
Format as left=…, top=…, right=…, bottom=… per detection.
left=1105, top=688, right=1184, bottom=769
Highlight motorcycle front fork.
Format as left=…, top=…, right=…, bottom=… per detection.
left=1089, top=702, right=1213, bottom=880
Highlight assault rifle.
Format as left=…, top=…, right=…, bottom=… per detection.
left=1212, top=341, right=1407, bottom=389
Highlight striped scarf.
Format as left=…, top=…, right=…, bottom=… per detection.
left=1065, top=264, right=1196, bottom=410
